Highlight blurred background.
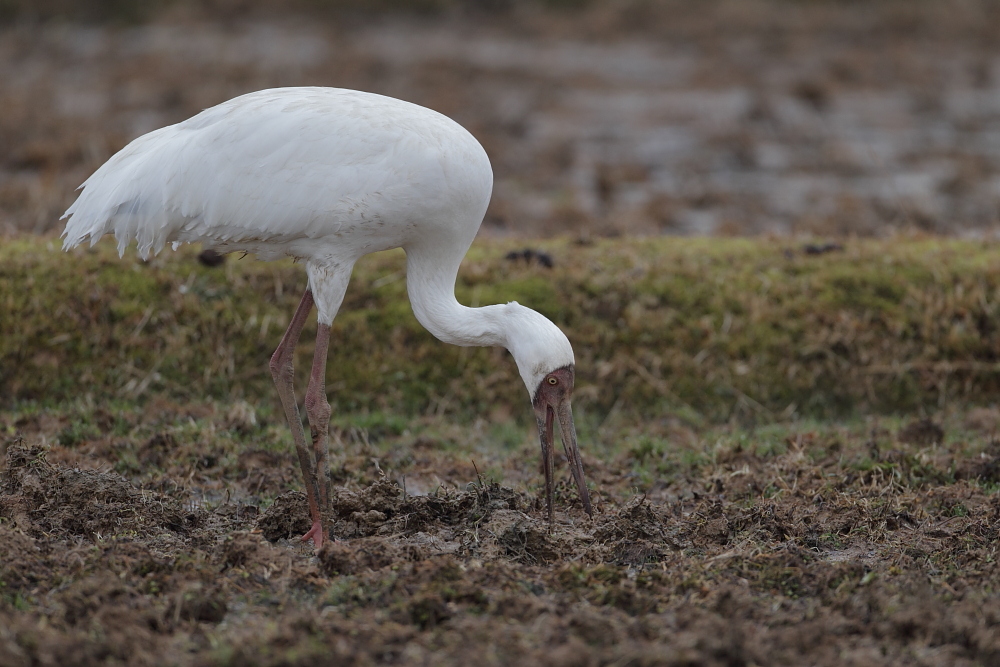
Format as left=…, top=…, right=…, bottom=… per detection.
left=1, top=0, right=999, bottom=240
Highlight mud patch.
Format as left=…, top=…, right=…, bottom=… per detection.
left=484, top=509, right=562, bottom=564
left=325, top=476, right=528, bottom=538
left=4, top=408, right=1000, bottom=666
left=0, top=442, right=200, bottom=539
left=319, top=537, right=428, bottom=575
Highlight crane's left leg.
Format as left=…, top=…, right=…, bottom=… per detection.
left=303, top=323, right=332, bottom=547
left=269, top=290, right=327, bottom=548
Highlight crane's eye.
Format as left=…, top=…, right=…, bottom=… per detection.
left=547, top=377, right=558, bottom=385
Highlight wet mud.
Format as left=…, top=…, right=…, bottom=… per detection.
left=3, top=2, right=1000, bottom=239
left=3, top=416, right=1000, bottom=666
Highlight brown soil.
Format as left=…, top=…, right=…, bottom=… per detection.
left=3, top=416, right=1000, bottom=666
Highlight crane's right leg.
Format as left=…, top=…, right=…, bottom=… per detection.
left=303, top=322, right=332, bottom=549
left=268, top=290, right=326, bottom=548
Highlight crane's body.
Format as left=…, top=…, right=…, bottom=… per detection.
left=63, top=88, right=591, bottom=549
left=64, top=88, right=490, bottom=324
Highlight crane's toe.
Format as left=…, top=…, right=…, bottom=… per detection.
left=301, top=520, right=325, bottom=550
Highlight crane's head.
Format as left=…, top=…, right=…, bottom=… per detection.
left=503, top=304, right=592, bottom=523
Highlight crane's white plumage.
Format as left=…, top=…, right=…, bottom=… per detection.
left=63, top=88, right=489, bottom=262
left=62, top=87, right=589, bottom=545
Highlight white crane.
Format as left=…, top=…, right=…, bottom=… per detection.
left=62, top=87, right=592, bottom=549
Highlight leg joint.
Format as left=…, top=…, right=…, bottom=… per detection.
left=305, top=386, right=332, bottom=425
left=269, top=352, right=293, bottom=383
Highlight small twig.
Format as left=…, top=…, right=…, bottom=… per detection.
left=471, top=459, right=486, bottom=490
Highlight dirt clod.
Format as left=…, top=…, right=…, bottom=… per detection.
left=256, top=491, right=311, bottom=542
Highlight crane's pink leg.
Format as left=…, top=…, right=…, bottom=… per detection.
left=304, top=323, right=333, bottom=547
left=268, top=290, right=326, bottom=549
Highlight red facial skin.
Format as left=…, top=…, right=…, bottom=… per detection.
left=532, top=365, right=592, bottom=524
left=532, top=366, right=575, bottom=413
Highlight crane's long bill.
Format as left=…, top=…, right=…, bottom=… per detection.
left=557, top=400, right=592, bottom=517
left=536, top=398, right=592, bottom=522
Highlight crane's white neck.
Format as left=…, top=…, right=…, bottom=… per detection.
left=405, top=244, right=574, bottom=398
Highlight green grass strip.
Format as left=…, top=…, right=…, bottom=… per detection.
left=4, top=236, right=1000, bottom=421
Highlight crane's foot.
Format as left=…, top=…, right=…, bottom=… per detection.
left=301, top=520, right=325, bottom=550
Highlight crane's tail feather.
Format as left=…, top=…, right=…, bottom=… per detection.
left=61, top=127, right=180, bottom=259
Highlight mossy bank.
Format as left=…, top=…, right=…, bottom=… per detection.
left=4, top=236, right=1000, bottom=422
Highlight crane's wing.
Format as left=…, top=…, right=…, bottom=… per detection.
left=62, top=88, right=489, bottom=259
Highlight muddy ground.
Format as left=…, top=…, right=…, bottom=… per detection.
left=2, top=402, right=1000, bottom=666
left=2, top=1, right=1000, bottom=238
